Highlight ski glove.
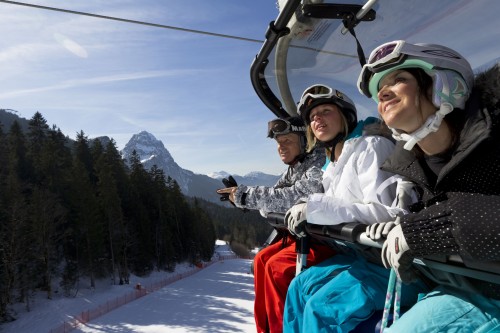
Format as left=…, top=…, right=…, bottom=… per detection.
left=366, top=218, right=400, bottom=241
left=222, top=175, right=238, bottom=188
left=216, top=176, right=248, bottom=211
left=285, top=203, right=308, bottom=238
left=381, top=224, right=417, bottom=283
left=218, top=176, right=238, bottom=204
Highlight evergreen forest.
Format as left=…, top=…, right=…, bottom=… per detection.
left=0, top=111, right=273, bottom=321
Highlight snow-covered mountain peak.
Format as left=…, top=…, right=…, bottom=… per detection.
left=245, top=171, right=268, bottom=178
left=207, top=171, right=231, bottom=180
left=122, top=131, right=174, bottom=165
left=121, top=131, right=281, bottom=202
left=121, top=131, right=190, bottom=191
left=208, top=170, right=280, bottom=187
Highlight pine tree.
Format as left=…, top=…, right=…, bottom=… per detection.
left=149, top=165, right=175, bottom=271
left=103, top=140, right=132, bottom=283
left=28, top=187, right=66, bottom=299
left=0, top=124, right=10, bottom=319
left=2, top=121, right=34, bottom=310
left=68, top=132, right=104, bottom=289
left=191, top=198, right=216, bottom=262
left=26, top=112, right=49, bottom=185
left=165, top=176, right=189, bottom=262
left=95, top=143, right=127, bottom=284
left=41, top=126, right=73, bottom=192
left=127, top=150, right=155, bottom=275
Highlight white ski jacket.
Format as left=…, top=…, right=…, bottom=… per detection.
left=306, top=135, right=404, bottom=226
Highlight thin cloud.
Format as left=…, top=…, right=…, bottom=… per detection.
left=0, top=69, right=202, bottom=99
left=0, top=43, right=52, bottom=63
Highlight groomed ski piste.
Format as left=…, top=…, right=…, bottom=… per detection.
left=2, top=240, right=257, bottom=333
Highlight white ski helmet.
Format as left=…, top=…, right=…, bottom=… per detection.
left=357, top=40, right=473, bottom=110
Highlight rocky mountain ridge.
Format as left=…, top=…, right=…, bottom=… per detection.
left=121, top=131, right=280, bottom=204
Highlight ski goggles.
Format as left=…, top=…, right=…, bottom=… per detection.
left=297, top=84, right=344, bottom=117
left=298, top=84, right=353, bottom=122
left=367, top=40, right=409, bottom=68
left=267, top=118, right=305, bottom=138
left=298, top=84, right=335, bottom=112
left=358, top=40, right=431, bottom=97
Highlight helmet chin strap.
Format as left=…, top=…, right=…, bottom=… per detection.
left=390, top=102, right=454, bottom=150
left=317, top=133, right=344, bottom=150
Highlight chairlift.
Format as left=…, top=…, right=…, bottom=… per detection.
left=251, top=0, right=500, bottom=120
left=253, top=0, right=500, bottom=330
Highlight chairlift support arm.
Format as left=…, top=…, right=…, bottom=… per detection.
left=250, top=1, right=377, bottom=118
left=250, top=0, right=301, bottom=118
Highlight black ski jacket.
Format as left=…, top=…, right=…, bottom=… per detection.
left=381, top=64, right=500, bottom=298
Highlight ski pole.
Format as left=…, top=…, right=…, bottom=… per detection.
left=295, top=235, right=310, bottom=276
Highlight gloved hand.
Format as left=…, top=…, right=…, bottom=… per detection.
left=216, top=176, right=249, bottom=212
left=222, top=175, right=238, bottom=188
left=285, top=203, right=308, bottom=238
left=217, top=186, right=237, bottom=204
left=381, top=224, right=417, bottom=282
left=217, top=176, right=238, bottom=205
left=366, top=217, right=400, bottom=241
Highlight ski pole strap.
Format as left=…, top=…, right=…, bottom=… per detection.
left=380, top=269, right=402, bottom=332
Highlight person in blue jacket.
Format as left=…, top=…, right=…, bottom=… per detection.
left=359, top=40, right=500, bottom=332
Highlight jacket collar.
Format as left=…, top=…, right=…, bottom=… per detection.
left=382, top=87, right=493, bottom=190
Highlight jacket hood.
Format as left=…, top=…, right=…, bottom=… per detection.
left=475, top=63, right=500, bottom=111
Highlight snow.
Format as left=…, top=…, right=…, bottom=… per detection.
left=2, top=241, right=256, bottom=333
left=140, top=154, right=156, bottom=163
left=207, top=171, right=231, bottom=180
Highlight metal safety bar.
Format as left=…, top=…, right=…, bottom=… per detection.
left=265, top=213, right=500, bottom=285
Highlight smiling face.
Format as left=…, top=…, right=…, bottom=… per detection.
left=376, top=69, right=437, bottom=133
left=309, top=104, right=344, bottom=142
left=275, top=133, right=302, bottom=164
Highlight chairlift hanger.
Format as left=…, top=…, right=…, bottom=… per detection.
left=250, top=0, right=300, bottom=119
left=301, top=3, right=375, bottom=23
left=250, top=1, right=378, bottom=118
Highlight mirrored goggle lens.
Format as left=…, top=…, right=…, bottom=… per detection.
left=268, top=119, right=290, bottom=136
left=368, top=43, right=398, bottom=64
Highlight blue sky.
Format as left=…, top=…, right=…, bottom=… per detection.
left=2, top=1, right=499, bottom=177
left=0, top=0, right=288, bottom=176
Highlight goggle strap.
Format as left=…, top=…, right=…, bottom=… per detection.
left=268, top=118, right=306, bottom=138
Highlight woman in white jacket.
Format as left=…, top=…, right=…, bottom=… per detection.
left=283, top=84, right=427, bottom=333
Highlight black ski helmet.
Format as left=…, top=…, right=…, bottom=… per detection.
left=267, top=116, right=307, bottom=154
left=297, top=84, right=358, bottom=134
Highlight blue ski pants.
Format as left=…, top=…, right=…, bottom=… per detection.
left=283, top=254, right=427, bottom=333
left=385, top=285, right=500, bottom=332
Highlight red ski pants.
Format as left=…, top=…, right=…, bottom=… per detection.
left=253, top=237, right=335, bottom=333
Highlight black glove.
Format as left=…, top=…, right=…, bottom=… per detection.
left=216, top=176, right=247, bottom=212
left=222, top=175, right=237, bottom=188
left=218, top=176, right=237, bottom=203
